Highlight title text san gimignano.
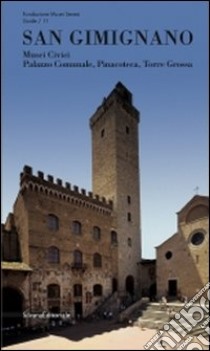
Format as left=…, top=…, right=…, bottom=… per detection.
left=22, top=29, right=193, bottom=46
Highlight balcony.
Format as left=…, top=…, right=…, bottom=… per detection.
left=71, top=263, right=87, bottom=273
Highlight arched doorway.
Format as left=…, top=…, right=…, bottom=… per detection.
left=125, top=275, right=134, bottom=296
left=3, top=287, right=24, bottom=328
left=112, top=278, right=118, bottom=293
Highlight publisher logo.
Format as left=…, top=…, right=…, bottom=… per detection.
left=144, top=282, right=209, bottom=350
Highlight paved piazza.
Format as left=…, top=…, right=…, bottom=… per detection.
left=3, top=320, right=208, bottom=350
left=2, top=321, right=157, bottom=350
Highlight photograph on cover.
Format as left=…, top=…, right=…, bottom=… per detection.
left=2, top=1, right=209, bottom=350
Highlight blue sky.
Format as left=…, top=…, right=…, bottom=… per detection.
left=2, top=1, right=208, bottom=258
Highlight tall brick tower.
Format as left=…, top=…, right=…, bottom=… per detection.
left=90, top=82, right=141, bottom=297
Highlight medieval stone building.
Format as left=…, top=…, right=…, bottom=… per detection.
left=2, top=82, right=142, bottom=328
left=2, top=82, right=209, bottom=331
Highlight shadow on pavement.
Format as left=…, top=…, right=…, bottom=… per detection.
left=2, top=319, right=129, bottom=347
left=50, top=319, right=128, bottom=341
left=2, top=330, right=49, bottom=348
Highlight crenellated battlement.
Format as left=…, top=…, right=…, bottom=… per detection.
left=20, top=165, right=113, bottom=215
left=90, top=81, right=140, bottom=128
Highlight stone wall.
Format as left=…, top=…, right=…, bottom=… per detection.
left=13, top=168, right=118, bottom=318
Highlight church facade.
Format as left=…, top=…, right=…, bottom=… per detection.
left=156, top=195, right=209, bottom=299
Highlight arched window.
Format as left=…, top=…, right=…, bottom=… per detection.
left=93, top=284, right=103, bottom=296
left=93, top=253, right=102, bottom=267
left=93, top=226, right=101, bottom=240
left=48, top=214, right=59, bottom=231
left=111, top=230, right=118, bottom=244
left=74, top=284, right=82, bottom=297
left=47, top=284, right=60, bottom=298
left=74, top=250, right=83, bottom=267
left=47, top=246, right=60, bottom=263
left=72, top=221, right=82, bottom=235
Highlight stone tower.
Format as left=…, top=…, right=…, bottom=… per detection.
left=90, top=82, right=141, bottom=297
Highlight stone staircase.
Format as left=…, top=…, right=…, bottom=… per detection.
left=133, top=301, right=209, bottom=340
left=134, top=302, right=177, bottom=329
left=85, top=292, right=121, bottom=321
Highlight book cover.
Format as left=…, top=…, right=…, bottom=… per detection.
left=2, top=1, right=209, bottom=350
